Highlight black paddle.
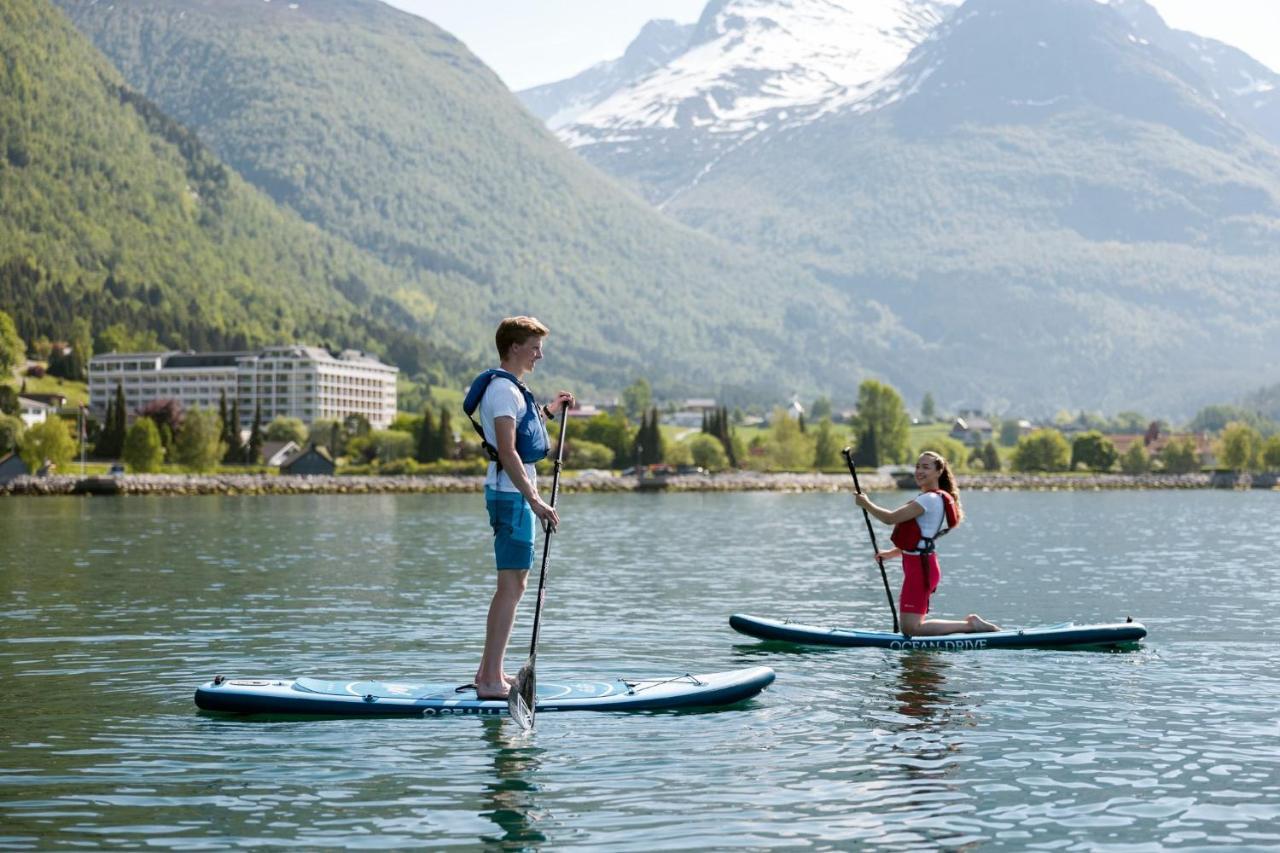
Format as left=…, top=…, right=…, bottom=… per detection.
left=508, top=408, right=569, bottom=730
left=842, top=447, right=900, bottom=634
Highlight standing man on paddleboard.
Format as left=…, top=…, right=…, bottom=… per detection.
left=463, top=316, right=574, bottom=700
left=855, top=451, right=1000, bottom=637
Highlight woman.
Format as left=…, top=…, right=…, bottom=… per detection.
left=855, top=451, right=999, bottom=637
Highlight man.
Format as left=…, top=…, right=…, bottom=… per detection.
left=463, top=316, right=574, bottom=699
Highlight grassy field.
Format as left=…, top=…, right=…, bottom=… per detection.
left=5, top=368, right=89, bottom=407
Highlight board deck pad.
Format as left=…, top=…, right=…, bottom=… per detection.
left=195, top=666, right=775, bottom=716
left=730, top=614, right=1146, bottom=650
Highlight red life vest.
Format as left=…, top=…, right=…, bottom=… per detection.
left=890, top=490, right=958, bottom=553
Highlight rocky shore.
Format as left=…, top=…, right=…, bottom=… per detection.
left=2, top=470, right=1273, bottom=497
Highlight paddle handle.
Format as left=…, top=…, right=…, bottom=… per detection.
left=842, top=448, right=899, bottom=634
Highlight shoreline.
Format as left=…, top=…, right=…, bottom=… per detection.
left=1, top=470, right=1272, bottom=497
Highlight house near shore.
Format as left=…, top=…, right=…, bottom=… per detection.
left=16, top=396, right=52, bottom=429
left=0, top=452, right=29, bottom=485
left=1108, top=430, right=1216, bottom=467
left=261, top=440, right=302, bottom=467
left=279, top=444, right=335, bottom=476
left=949, top=415, right=994, bottom=446
left=668, top=398, right=718, bottom=428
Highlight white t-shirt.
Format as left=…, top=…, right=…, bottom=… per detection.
left=479, top=375, right=537, bottom=493
left=908, top=492, right=949, bottom=552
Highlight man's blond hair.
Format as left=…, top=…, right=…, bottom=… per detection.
left=495, top=316, right=550, bottom=360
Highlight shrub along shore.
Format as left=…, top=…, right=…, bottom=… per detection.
left=2, top=470, right=1274, bottom=497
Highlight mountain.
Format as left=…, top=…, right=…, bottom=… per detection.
left=518, top=19, right=695, bottom=129
left=531, top=0, right=1280, bottom=415
left=555, top=0, right=962, bottom=206
left=0, top=0, right=465, bottom=384
left=52, top=0, right=893, bottom=401
left=1107, top=0, right=1280, bottom=147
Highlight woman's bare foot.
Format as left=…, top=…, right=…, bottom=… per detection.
left=966, top=614, right=1001, bottom=632
left=475, top=680, right=510, bottom=700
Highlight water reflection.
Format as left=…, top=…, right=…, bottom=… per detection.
left=893, top=652, right=962, bottom=729
left=478, top=718, right=546, bottom=848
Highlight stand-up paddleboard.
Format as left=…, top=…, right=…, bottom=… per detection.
left=730, top=614, right=1146, bottom=650
left=195, top=666, right=775, bottom=716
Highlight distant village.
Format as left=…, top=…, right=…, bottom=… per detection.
left=3, top=336, right=1275, bottom=489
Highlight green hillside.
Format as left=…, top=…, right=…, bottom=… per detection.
left=51, top=0, right=890, bottom=401
left=0, top=0, right=470, bottom=384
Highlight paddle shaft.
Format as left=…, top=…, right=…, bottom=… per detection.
left=842, top=448, right=900, bottom=634
left=524, top=410, right=568, bottom=665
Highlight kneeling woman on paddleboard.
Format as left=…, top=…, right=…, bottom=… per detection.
left=855, top=451, right=1000, bottom=637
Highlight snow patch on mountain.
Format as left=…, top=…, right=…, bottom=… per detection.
left=562, top=0, right=961, bottom=142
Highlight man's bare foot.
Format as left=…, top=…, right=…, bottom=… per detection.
left=473, top=673, right=519, bottom=688
left=967, top=614, right=1001, bottom=632
left=475, top=680, right=510, bottom=700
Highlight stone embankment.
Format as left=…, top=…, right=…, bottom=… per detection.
left=2, top=470, right=1273, bottom=497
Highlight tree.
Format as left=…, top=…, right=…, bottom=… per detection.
left=223, top=399, right=243, bottom=463
left=1011, top=429, right=1071, bottom=472
left=265, top=416, right=308, bottom=445
left=1071, top=430, right=1118, bottom=472
left=95, top=392, right=118, bottom=458
left=1159, top=436, right=1200, bottom=474
left=435, top=407, right=453, bottom=461
left=416, top=407, right=437, bottom=462
left=0, top=385, right=17, bottom=416
left=810, top=396, right=832, bottom=421
left=577, top=410, right=634, bottom=467
left=999, top=419, right=1023, bottom=447
left=246, top=404, right=264, bottom=464
left=0, top=414, right=23, bottom=456
left=0, top=310, right=24, bottom=375
left=1119, top=441, right=1150, bottom=474
left=566, top=438, right=614, bottom=469
left=370, top=429, right=415, bottom=462
left=19, top=418, right=76, bottom=472
left=981, top=441, right=1001, bottom=472
left=1218, top=422, right=1262, bottom=472
left=1190, top=405, right=1263, bottom=434
left=812, top=417, right=841, bottom=469
left=174, top=408, right=225, bottom=472
left=767, top=406, right=810, bottom=470
left=622, top=378, right=652, bottom=421
left=122, top=417, right=164, bottom=472
left=921, top=392, right=936, bottom=421
left=688, top=433, right=729, bottom=471
left=68, top=317, right=93, bottom=381
left=1262, top=434, right=1280, bottom=471
left=851, top=380, right=910, bottom=467
left=634, top=408, right=664, bottom=465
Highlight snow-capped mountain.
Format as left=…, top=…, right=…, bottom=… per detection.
left=553, top=0, right=962, bottom=204
left=518, top=19, right=694, bottom=129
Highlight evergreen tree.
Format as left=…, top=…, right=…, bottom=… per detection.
left=246, top=403, right=264, bottom=464
left=852, top=423, right=880, bottom=468
left=112, top=383, right=127, bottom=455
left=94, top=393, right=116, bottom=458
left=223, top=399, right=243, bottom=463
left=922, top=392, right=936, bottom=420
left=416, top=406, right=437, bottom=463
left=717, top=405, right=737, bottom=468
left=982, top=441, right=1001, bottom=472
left=435, top=407, right=453, bottom=461
left=646, top=407, right=665, bottom=464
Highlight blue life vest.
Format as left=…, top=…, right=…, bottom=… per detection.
left=462, top=369, right=550, bottom=469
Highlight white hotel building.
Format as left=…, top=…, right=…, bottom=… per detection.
left=88, top=346, right=398, bottom=429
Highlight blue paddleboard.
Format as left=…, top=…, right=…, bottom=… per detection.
left=195, top=666, right=775, bottom=716
left=730, top=614, right=1146, bottom=650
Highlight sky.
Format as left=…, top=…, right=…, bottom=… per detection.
left=385, top=0, right=1280, bottom=91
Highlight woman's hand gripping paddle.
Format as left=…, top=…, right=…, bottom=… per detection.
left=841, top=448, right=900, bottom=634
left=508, top=408, right=569, bottom=730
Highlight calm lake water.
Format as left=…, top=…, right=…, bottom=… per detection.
left=1, top=490, right=1278, bottom=850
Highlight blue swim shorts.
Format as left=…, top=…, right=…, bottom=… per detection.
left=485, top=487, right=535, bottom=570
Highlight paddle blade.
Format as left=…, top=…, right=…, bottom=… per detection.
left=508, top=663, right=536, bottom=730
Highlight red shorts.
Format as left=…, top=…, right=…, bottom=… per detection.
left=899, top=552, right=941, bottom=615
